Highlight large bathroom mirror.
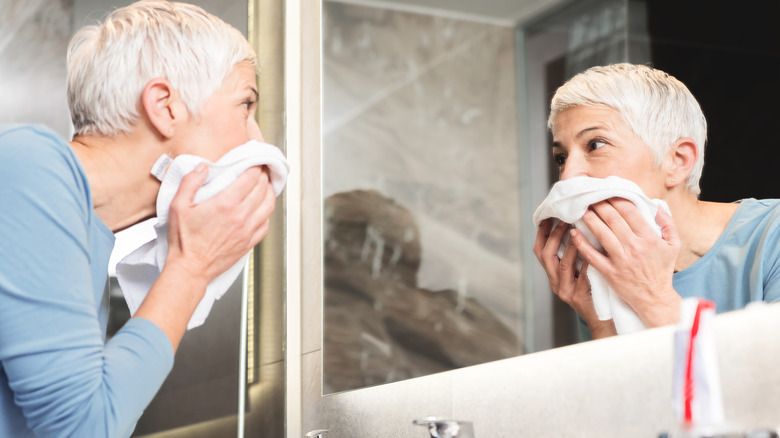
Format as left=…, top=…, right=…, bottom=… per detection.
left=1, top=0, right=286, bottom=436
left=321, top=0, right=780, bottom=395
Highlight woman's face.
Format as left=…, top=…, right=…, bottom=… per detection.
left=174, top=61, right=263, bottom=162
left=551, top=105, right=667, bottom=199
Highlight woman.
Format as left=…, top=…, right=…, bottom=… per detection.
left=534, top=63, right=780, bottom=339
left=0, top=1, right=275, bottom=436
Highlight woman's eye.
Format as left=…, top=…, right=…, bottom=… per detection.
left=588, top=139, right=606, bottom=151
left=242, top=100, right=256, bottom=110
left=553, top=154, right=566, bottom=166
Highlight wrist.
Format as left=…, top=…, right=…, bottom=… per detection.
left=162, top=255, right=211, bottom=288
left=637, top=288, right=681, bottom=328
left=587, top=318, right=617, bottom=339
left=133, top=259, right=210, bottom=352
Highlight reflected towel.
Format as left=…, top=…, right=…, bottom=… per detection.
left=532, top=176, right=670, bottom=334
left=116, top=139, right=290, bottom=329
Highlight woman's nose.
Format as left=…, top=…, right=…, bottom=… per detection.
left=559, top=154, right=587, bottom=180
left=249, top=116, right=265, bottom=142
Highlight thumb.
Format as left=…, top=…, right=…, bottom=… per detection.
left=656, top=207, right=679, bottom=246
left=174, top=163, right=209, bottom=206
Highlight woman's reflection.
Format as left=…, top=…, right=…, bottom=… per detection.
left=534, top=63, right=780, bottom=339
left=323, top=190, right=518, bottom=393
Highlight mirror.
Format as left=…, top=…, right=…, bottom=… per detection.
left=2, top=0, right=285, bottom=436
left=321, top=0, right=780, bottom=395
left=321, top=0, right=530, bottom=395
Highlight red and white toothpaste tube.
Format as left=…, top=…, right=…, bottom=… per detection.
left=672, top=298, right=724, bottom=428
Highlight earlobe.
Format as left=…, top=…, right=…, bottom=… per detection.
left=141, top=78, right=179, bottom=139
left=665, top=137, right=698, bottom=189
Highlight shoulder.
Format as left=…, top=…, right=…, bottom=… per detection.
left=0, top=124, right=76, bottom=168
left=725, top=199, right=780, bottom=259
left=0, top=125, right=92, bottom=223
left=733, top=199, right=780, bottom=228
left=0, top=124, right=89, bottom=199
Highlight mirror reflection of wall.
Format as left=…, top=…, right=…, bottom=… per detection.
left=322, top=0, right=527, bottom=394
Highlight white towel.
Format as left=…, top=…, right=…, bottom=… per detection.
left=532, top=176, right=671, bottom=334
left=116, top=139, right=290, bottom=329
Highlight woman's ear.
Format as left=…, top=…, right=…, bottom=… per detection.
left=141, top=78, right=185, bottom=139
left=665, top=137, right=698, bottom=189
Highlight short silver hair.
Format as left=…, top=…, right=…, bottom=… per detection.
left=67, top=0, right=257, bottom=137
left=548, top=63, right=707, bottom=196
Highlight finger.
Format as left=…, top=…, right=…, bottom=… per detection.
left=581, top=207, right=624, bottom=257
left=572, top=260, right=593, bottom=306
left=542, top=221, right=570, bottom=264
left=555, top=235, right=579, bottom=301
left=655, top=207, right=680, bottom=247
left=558, top=233, right=579, bottom=280
left=589, top=200, right=634, bottom=238
left=608, top=197, right=657, bottom=237
left=535, top=220, right=570, bottom=262
left=577, top=260, right=590, bottom=284
left=213, top=166, right=268, bottom=207
left=245, top=179, right=277, bottom=230
left=172, top=163, right=209, bottom=207
left=570, top=227, right=612, bottom=276
left=533, top=219, right=553, bottom=259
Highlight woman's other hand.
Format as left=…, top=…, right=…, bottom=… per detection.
left=571, top=198, right=682, bottom=327
left=534, top=218, right=616, bottom=338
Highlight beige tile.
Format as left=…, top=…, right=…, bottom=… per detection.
left=302, top=0, right=324, bottom=357
left=302, top=350, right=325, bottom=435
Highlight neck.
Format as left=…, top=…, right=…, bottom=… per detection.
left=665, top=189, right=738, bottom=272
left=69, top=131, right=165, bottom=232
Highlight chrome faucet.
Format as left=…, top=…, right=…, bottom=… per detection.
left=413, top=417, right=475, bottom=438
left=304, top=429, right=329, bottom=438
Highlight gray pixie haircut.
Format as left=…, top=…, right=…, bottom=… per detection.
left=548, top=63, right=707, bottom=196
left=67, top=0, right=257, bottom=137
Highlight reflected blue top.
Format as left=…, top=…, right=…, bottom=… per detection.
left=579, top=199, right=780, bottom=341
left=0, top=125, right=173, bottom=438
left=673, top=198, right=780, bottom=308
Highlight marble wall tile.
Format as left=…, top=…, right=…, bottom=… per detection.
left=0, top=0, right=73, bottom=137
left=322, top=1, right=525, bottom=393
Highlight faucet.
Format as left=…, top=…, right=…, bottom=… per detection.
left=413, top=417, right=475, bottom=438
left=304, top=430, right=329, bottom=438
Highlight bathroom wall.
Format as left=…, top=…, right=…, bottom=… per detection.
left=0, top=0, right=73, bottom=137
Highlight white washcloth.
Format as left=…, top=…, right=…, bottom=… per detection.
left=116, top=139, right=290, bottom=329
left=532, top=176, right=670, bottom=334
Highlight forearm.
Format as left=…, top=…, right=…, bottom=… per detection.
left=132, top=260, right=210, bottom=352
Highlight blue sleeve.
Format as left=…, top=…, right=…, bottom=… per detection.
left=0, top=128, right=174, bottom=437
left=761, top=207, right=780, bottom=304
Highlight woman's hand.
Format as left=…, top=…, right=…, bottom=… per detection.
left=134, top=164, right=276, bottom=351
left=571, top=198, right=682, bottom=327
left=534, top=218, right=616, bottom=338
left=165, top=164, right=276, bottom=283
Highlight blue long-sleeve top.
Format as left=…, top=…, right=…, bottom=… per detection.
left=0, top=125, right=174, bottom=437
